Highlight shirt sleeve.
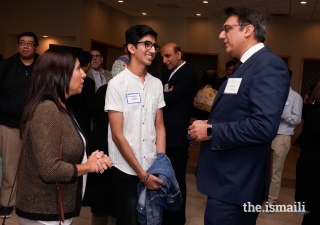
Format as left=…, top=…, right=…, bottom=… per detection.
left=105, top=78, right=123, bottom=112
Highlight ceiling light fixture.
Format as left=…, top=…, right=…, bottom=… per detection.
left=203, top=1, right=209, bottom=3
left=300, top=1, right=307, bottom=4
left=142, top=13, right=147, bottom=15
left=118, top=0, right=123, bottom=2
left=196, top=14, right=201, bottom=16
left=43, top=36, right=48, bottom=37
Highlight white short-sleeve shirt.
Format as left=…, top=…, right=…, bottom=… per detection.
left=105, top=68, right=166, bottom=175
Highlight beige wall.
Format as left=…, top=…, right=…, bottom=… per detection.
left=130, top=17, right=320, bottom=92
left=1, top=0, right=320, bottom=92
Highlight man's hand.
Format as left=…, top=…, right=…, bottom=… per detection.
left=188, top=120, right=211, bottom=142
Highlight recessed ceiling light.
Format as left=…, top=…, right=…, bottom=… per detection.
left=142, top=13, right=147, bottom=15
left=118, top=0, right=123, bottom=2
left=300, top=1, right=307, bottom=4
left=203, top=1, right=209, bottom=3
left=196, top=14, right=201, bottom=16
left=43, top=36, right=48, bottom=37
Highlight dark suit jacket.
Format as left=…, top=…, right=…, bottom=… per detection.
left=295, top=105, right=320, bottom=212
left=215, top=75, right=228, bottom=91
left=197, top=46, right=290, bottom=205
left=68, top=76, right=95, bottom=137
left=161, top=63, right=197, bottom=148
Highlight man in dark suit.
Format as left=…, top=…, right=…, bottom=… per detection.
left=188, top=7, right=290, bottom=225
left=215, top=60, right=236, bottom=90
left=160, top=43, right=197, bottom=225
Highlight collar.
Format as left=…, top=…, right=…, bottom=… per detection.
left=240, top=43, right=264, bottom=63
left=171, top=61, right=186, bottom=75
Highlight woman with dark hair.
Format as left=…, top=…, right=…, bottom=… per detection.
left=193, top=69, right=219, bottom=119
left=15, top=48, right=112, bottom=225
left=295, top=81, right=320, bottom=224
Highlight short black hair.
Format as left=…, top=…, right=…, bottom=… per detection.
left=125, top=25, right=158, bottom=46
left=225, top=7, right=267, bottom=43
left=76, top=51, right=92, bottom=67
left=226, top=60, right=236, bottom=68
left=17, top=31, right=39, bottom=46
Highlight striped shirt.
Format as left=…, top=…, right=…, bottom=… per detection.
left=105, top=68, right=165, bottom=175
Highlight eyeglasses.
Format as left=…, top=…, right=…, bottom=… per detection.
left=134, top=41, right=160, bottom=51
left=222, top=24, right=248, bottom=33
left=91, top=54, right=102, bottom=58
left=187, top=127, right=198, bottom=148
left=18, top=41, right=36, bottom=47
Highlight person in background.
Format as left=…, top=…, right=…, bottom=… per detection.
left=105, top=25, right=166, bottom=225
left=87, top=49, right=112, bottom=91
left=295, top=81, right=320, bottom=225
left=215, top=60, right=236, bottom=90
left=268, top=69, right=302, bottom=210
left=15, top=48, right=112, bottom=225
left=161, top=43, right=197, bottom=225
left=189, top=7, right=290, bottom=224
left=0, top=31, right=39, bottom=218
left=110, top=44, right=130, bottom=77
left=193, top=69, right=219, bottom=120
left=68, top=51, right=95, bottom=137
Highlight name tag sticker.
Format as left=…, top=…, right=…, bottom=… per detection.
left=224, top=78, right=242, bottom=94
left=164, top=83, right=169, bottom=92
left=126, top=93, right=141, bottom=104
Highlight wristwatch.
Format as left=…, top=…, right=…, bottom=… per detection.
left=207, top=125, right=213, bottom=138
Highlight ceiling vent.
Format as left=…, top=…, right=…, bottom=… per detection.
left=268, top=14, right=290, bottom=19
left=156, top=4, right=180, bottom=9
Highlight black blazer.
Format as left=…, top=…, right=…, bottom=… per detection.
left=161, top=63, right=197, bottom=148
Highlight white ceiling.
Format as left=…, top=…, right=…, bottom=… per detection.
left=99, top=0, right=320, bottom=20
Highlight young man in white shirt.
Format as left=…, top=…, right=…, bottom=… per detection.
left=105, top=25, right=166, bottom=225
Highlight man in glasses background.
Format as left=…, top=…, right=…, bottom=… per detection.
left=87, top=49, right=112, bottom=92
left=160, top=43, right=197, bottom=225
left=0, top=31, right=39, bottom=218
left=189, top=7, right=290, bottom=224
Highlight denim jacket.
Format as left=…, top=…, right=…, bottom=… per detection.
left=137, top=153, right=183, bottom=225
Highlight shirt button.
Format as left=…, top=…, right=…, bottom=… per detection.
left=143, top=122, right=144, bottom=125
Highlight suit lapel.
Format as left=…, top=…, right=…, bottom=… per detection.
left=211, top=47, right=270, bottom=111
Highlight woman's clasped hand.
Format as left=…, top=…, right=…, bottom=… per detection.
left=87, top=150, right=113, bottom=174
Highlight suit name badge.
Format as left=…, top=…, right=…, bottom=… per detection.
left=164, top=83, right=169, bottom=92
left=126, top=93, right=141, bottom=104
left=224, top=78, right=242, bottom=94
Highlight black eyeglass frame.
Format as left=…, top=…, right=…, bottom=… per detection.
left=221, top=24, right=249, bottom=33
left=18, top=41, right=36, bottom=47
left=133, top=41, right=161, bottom=51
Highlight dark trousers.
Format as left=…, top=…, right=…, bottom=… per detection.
left=112, top=167, right=140, bottom=225
left=205, top=197, right=261, bottom=225
left=302, top=211, right=320, bottom=225
left=162, top=147, right=188, bottom=225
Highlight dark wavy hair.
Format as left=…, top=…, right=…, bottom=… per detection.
left=225, top=7, right=267, bottom=43
left=198, top=69, right=219, bottom=91
left=20, top=48, right=76, bottom=136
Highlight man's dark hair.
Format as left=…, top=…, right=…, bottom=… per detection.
left=90, top=49, right=103, bottom=56
left=226, top=60, right=236, bottom=68
left=125, top=25, right=158, bottom=47
left=225, top=7, right=267, bottom=43
left=17, top=31, right=39, bottom=46
left=76, top=51, right=92, bottom=67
